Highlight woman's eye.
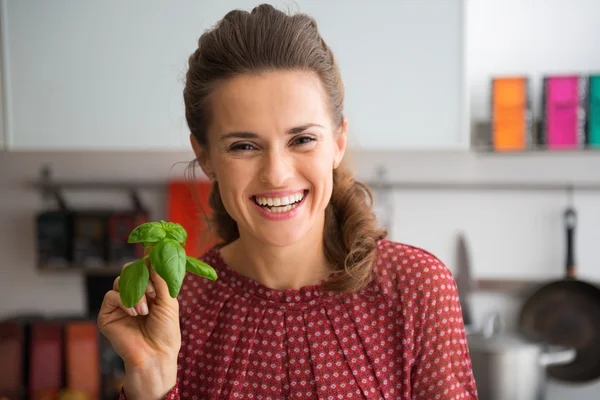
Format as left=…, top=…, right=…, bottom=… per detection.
left=230, top=143, right=256, bottom=152
left=293, top=136, right=316, bottom=146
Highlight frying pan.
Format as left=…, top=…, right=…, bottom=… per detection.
left=519, top=206, right=600, bottom=383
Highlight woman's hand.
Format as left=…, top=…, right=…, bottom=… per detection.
left=97, top=254, right=181, bottom=398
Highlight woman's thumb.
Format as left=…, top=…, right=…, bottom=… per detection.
left=147, top=262, right=176, bottom=301
left=143, top=247, right=174, bottom=302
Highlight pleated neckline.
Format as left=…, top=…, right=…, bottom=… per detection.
left=204, top=245, right=346, bottom=310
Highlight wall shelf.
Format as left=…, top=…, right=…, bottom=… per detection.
left=364, top=165, right=600, bottom=193
left=33, top=268, right=583, bottom=297
left=39, top=265, right=123, bottom=276
left=364, top=180, right=600, bottom=192
left=35, top=264, right=551, bottom=295
left=32, top=164, right=600, bottom=197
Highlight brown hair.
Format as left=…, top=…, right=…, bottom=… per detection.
left=183, top=4, right=387, bottom=292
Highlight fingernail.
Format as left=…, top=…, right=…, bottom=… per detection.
left=129, top=307, right=138, bottom=316
left=146, top=280, right=155, bottom=294
left=140, top=303, right=149, bottom=316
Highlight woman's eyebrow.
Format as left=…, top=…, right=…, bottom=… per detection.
left=220, top=123, right=324, bottom=141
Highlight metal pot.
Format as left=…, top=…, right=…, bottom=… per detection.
left=468, top=312, right=576, bottom=400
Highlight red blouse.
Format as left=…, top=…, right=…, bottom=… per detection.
left=120, top=239, right=478, bottom=399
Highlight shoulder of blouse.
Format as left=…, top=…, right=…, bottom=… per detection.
left=372, top=238, right=458, bottom=303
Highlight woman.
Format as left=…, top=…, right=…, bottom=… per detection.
left=98, top=4, right=477, bottom=399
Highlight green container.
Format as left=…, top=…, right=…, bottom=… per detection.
left=590, top=76, right=600, bottom=147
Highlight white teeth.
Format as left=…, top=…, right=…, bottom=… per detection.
left=272, top=204, right=294, bottom=213
left=255, top=191, right=305, bottom=207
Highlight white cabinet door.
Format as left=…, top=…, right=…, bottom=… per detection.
left=1, top=0, right=465, bottom=151
left=303, top=0, right=467, bottom=151
left=2, top=0, right=211, bottom=150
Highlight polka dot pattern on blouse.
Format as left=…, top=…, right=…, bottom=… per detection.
left=120, top=239, right=478, bottom=399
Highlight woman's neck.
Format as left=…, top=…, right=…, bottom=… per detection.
left=219, top=227, right=332, bottom=291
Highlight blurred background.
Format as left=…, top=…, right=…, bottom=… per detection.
left=1, top=0, right=599, bottom=399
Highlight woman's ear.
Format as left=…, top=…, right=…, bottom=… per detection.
left=334, top=116, right=348, bottom=168
left=190, top=134, right=214, bottom=180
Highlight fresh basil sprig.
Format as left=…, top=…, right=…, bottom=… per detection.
left=119, top=220, right=217, bottom=309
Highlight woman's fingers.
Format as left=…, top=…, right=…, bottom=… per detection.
left=115, top=251, right=175, bottom=310
left=113, top=261, right=157, bottom=316
left=100, top=290, right=136, bottom=321
left=145, top=278, right=156, bottom=297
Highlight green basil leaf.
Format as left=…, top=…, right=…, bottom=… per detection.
left=162, top=222, right=187, bottom=246
left=118, top=257, right=149, bottom=308
left=185, top=256, right=217, bottom=281
left=128, top=222, right=166, bottom=244
left=148, top=238, right=186, bottom=298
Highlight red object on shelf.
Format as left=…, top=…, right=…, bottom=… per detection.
left=0, top=321, right=24, bottom=399
left=29, top=322, right=63, bottom=400
left=167, top=180, right=221, bottom=258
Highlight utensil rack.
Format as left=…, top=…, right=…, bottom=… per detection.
left=31, top=165, right=168, bottom=211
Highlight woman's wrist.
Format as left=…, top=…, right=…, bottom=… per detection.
left=122, top=357, right=178, bottom=400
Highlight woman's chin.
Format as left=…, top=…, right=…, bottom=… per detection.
left=254, top=228, right=308, bottom=248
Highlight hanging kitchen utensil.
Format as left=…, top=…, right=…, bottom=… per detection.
left=519, top=205, right=600, bottom=382
left=469, top=312, right=575, bottom=400
left=455, top=232, right=475, bottom=334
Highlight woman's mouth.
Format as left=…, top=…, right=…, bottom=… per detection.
left=252, top=190, right=307, bottom=213
left=251, top=190, right=308, bottom=221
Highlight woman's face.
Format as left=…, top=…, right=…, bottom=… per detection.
left=192, top=69, right=347, bottom=247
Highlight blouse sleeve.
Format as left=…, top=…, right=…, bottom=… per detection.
left=409, top=255, right=479, bottom=399
left=119, top=384, right=179, bottom=400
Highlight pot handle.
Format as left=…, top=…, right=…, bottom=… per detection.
left=482, top=311, right=504, bottom=338
left=539, top=346, right=576, bottom=367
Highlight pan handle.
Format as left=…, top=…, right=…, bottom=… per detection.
left=539, top=346, right=576, bottom=367
left=565, top=207, right=577, bottom=279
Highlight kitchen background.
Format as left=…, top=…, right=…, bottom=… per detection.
left=1, top=0, right=600, bottom=399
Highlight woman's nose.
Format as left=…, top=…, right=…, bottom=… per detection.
left=259, top=151, right=294, bottom=187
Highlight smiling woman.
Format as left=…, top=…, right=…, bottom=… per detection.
left=97, top=3, right=478, bottom=400
left=189, top=69, right=360, bottom=285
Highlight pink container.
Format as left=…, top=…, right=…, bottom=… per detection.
left=544, top=76, right=585, bottom=149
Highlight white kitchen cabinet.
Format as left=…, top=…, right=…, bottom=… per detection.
left=1, top=0, right=466, bottom=151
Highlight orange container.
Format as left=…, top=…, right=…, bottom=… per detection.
left=64, top=321, right=100, bottom=400
left=491, top=77, right=532, bottom=151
